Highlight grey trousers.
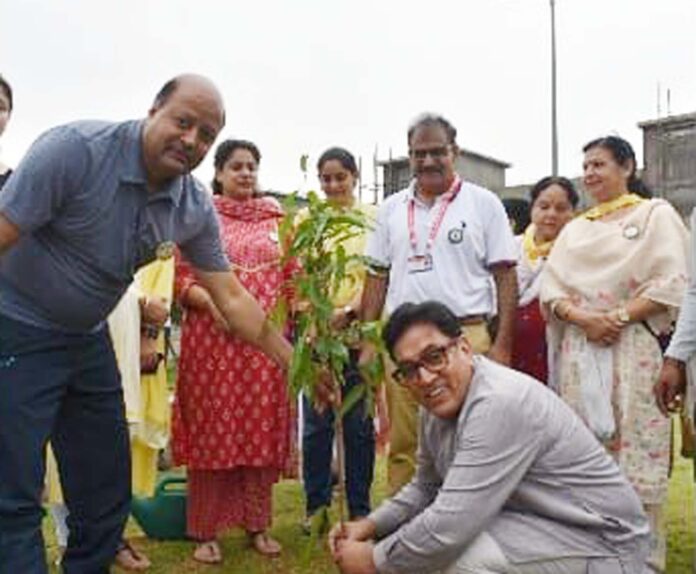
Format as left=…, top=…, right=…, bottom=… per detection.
left=441, top=531, right=647, bottom=574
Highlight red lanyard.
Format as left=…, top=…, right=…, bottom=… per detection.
left=408, top=178, right=462, bottom=254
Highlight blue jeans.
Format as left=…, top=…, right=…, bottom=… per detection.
left=302, top=353, right=375, bottom=519
left=0, top=314, right=131, bottom=574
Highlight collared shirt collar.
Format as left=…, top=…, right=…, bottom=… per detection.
left=403, top=176, right=462, bottom=206
left=119, top=119, right=184, bottom=207
left=403, top=179, right=417, bottom=203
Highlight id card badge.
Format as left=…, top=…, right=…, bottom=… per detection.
left=407, top=253, right=433, bottom=274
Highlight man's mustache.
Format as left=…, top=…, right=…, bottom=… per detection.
left=416, top=166, right=444, bottom=175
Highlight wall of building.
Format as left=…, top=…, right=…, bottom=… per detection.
left=455, top=155, right=506, bottom=192
left=640, top=112, right=696, bottom=219
left=381, top=159, right=411, bottom=198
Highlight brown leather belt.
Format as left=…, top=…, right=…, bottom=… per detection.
left=459, top=314, right=487, bottom=326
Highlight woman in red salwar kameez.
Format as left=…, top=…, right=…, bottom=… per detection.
left=172, top=139, right=294, bottom=564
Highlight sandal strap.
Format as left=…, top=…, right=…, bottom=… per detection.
left=117, top=540, right=145, bottom=560
left=194, top=541, right=222, bottom=564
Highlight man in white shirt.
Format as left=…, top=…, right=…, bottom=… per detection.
left=360, top=113, right=518, bottom=493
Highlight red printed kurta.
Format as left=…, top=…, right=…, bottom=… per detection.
left=511, top=234, right=549, bottom=383
left=512, top=299, right=548, bottom=383
left=172, top=196, right=294, bottom=474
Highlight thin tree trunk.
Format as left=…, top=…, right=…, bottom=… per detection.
left=334, top=376, right=348, bottom=527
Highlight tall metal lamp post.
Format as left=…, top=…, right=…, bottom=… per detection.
left=550, top=0, right=559, bottom=176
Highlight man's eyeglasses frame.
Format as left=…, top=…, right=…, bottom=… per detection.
left=392, top=337, right=460, bottom=386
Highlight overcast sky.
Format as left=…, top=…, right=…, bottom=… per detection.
left=2, top=0, right=694, bottom=197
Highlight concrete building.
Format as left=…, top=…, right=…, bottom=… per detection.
left=639, top=111, right=696, bottom=218
left=379, top=148, right=510, bottom=198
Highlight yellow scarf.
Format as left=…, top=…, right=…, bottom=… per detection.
left=582, top=193, right=645, bottom=221
left=522, top=223, right=554, bottom=263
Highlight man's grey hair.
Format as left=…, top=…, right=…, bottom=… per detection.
left=407, top=113, right=458, bottom=147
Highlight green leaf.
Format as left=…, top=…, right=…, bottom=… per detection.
left=331, top=245, right=347, bottom=297
left=359, top=320, right=384, bottom=345
left=277, top=195, right=299, bottom=254
left=268, top=296, right=288, bottom=329
left=275, top=195, right=387, bottom=527
left=304, top=283, right=332, bottom=319
left=289, top=339, right=314, bottom=397
left=309, top=505, right=330, bottom=537
left=363, top=383, right=376, bottom=417
left=339, top=383, right=366, bottom=418
left=359, top=355, right=385, bottom=391
left=312, top=217, right=330, bottom=249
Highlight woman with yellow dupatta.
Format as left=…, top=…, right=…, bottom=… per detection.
left=111, top=259, right=174, bottom=570
left=511, top=176, right=578, bottom=383
left=131, top=258, right=174, bottom=501
left=540, top=136, right=689, bottom=572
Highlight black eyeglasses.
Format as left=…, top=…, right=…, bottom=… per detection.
left=392, top=339, right=459, bottom=385
left=409, top=146, right=450, bottom=161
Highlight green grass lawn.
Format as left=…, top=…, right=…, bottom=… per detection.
left=666, top=425, right=695, bottom=574
left=44, top=458, right=389, bottom=574
left=44, top=435, right=695, bottom=573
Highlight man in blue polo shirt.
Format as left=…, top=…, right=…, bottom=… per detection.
left=0, top=74, right=292, bottom=574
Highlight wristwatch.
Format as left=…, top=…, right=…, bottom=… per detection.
left=615, top=305, right=631, bottom=326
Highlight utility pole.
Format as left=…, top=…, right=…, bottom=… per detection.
left=372, top=144, right=379, bottom=205
left=550, top=0, right=559, bottom=176
left=358, top=156, right=363, bottom=203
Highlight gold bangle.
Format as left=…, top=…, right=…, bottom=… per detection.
left=550, top=300, right=559, bottom=319
left=551, top=300, right=565, bottom=321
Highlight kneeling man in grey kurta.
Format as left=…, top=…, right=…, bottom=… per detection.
left=329, top=301, right=650, bottom=574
